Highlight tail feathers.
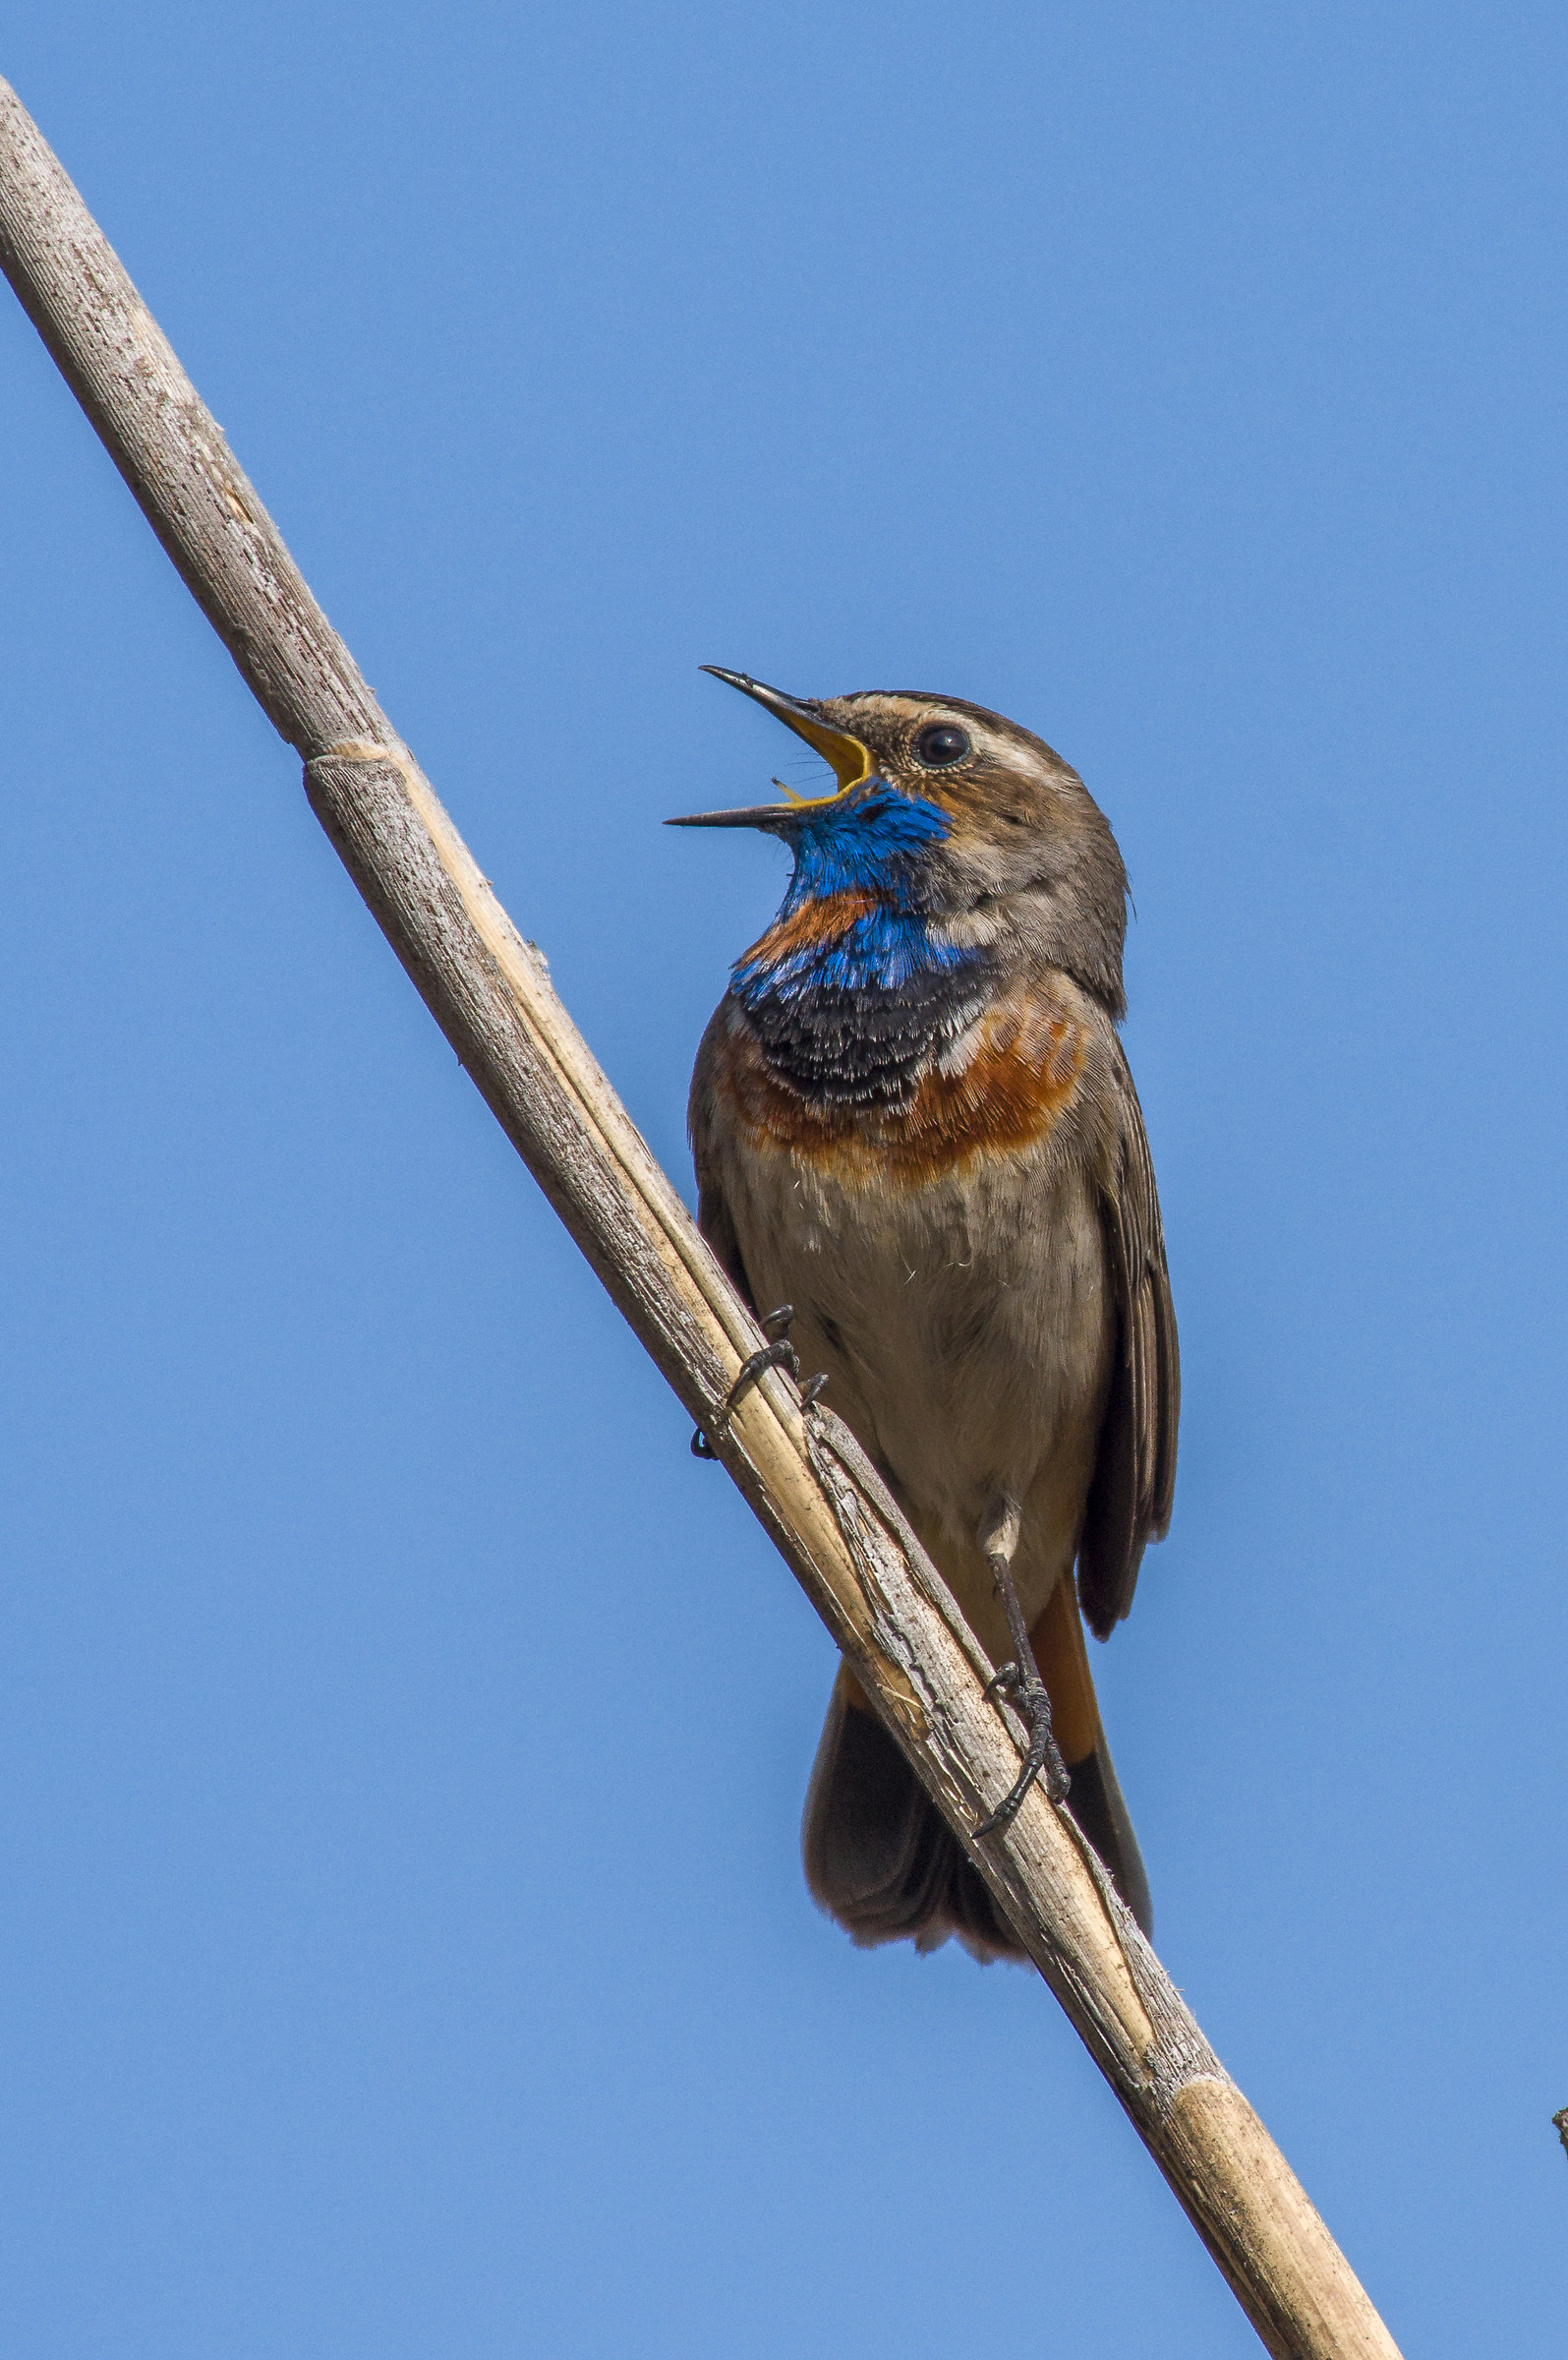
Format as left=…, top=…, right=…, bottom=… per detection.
left=802, top=1671, right=1019, bottom=1960
left=802, top=1584, right=1152, bottom=1961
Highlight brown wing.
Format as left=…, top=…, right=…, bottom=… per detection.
left=688, top=1001, right=758, bottom=1313
left=1077, top=1049, right=1180, bottom=1639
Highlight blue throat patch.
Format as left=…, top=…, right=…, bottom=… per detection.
left=732, top=781, right=975, bottom=1009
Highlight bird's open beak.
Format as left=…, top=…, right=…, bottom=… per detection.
left=665, top=668, right=873, bottom=831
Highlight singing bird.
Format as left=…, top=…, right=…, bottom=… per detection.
left=672, top=670, right=1178, bottom=1957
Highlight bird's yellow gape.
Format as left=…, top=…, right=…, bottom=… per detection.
left=667, top=669, right=874, bottom=830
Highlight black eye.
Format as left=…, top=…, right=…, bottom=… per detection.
left=913, top=722, right=970, bottom=768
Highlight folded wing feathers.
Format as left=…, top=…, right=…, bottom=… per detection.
left=1078, top=1057, right=1179, bottom=1634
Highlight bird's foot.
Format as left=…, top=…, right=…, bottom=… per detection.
left=690, top=1307, right=827, bottom=1458
left=973, top=1527, right=1072, bottom=1834
left=722, top=1303, right=799, bottom=1411
left=975, top=1670, right=1071, bottom=1837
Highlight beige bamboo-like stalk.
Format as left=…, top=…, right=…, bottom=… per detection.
left=0, top=77, right=1402, bottom=2360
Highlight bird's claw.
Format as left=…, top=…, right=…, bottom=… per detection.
left=689, top=1306, right=829, bottom=1458
left=975, top=1674, right=1071, bottom=1838
left=723, top=1303, right=801, bottom=1412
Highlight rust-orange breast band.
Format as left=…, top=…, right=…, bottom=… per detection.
left=716, top=992, right=1087, bottom=1188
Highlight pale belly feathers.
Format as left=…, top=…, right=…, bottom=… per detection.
left=718, top=1123, right=1116, bottom=1668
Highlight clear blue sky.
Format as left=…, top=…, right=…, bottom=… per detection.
left=2, top=6, right=1563, bottom=2353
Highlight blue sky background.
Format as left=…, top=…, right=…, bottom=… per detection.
left=2, top=5, right=1564, bottom=2353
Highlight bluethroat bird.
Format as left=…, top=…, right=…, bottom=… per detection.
left=672, top=670, right=1178, bottom=1957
